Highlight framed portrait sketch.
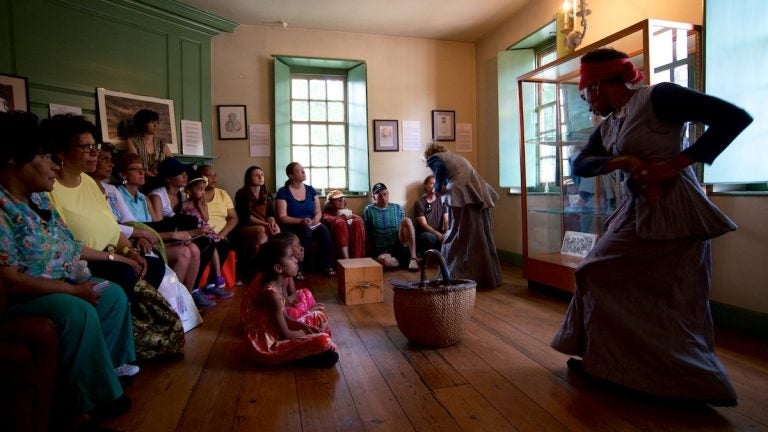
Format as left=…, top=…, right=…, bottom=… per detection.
left=217, top=105, right=247, bottom=140
left=432, top=110, right=455, bottom=141
left=373, top=119, right=399, bottom=152
left=96, top=88, right=179, bottom=153
left=561, top=231, right=598, bottom=258
left=0, top=73, right=29, bottom=112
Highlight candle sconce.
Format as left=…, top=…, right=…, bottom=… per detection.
left=561, top=0, right=591, bottom=50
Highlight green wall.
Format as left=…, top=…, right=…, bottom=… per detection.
left=0, top=0, right=236, bottom=159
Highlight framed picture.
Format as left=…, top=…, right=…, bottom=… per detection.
left=217, top=105, right=247, bottom=140
left=373, top=119, right=399, bottom=152
left=0, top=73, right=29, bottom=112
left=431, top=110, right=455, bottom=141
left=561, top=231, right=598, bottom=258
left=96, top=88, right=179, bottom=153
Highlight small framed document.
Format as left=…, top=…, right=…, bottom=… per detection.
left=561, top=231, right=598, bottom=258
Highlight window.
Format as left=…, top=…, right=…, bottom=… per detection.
left=534, top=47, right=558, bottom=188
left=497, top=21, right=556, bottom=191
left=290, top=75, right=347, bottom=189
left=703, top=0, right=767, bottom=189
left=274, top=56, right=370, bottom=193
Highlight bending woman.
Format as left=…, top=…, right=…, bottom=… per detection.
left=424, top=142, right=502, bottom=288
left=550, top=48, right=753, bottom=405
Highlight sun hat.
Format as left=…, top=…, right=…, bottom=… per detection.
left=327, top=190, right=345, bottom=201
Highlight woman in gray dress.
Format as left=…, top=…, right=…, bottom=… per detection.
left=424, top=142, right=502, bottom=288
left=551, top=48, right=752, bottom=405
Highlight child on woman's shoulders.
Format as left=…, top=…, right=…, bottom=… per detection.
left=241, top=237, right=337, bottom=367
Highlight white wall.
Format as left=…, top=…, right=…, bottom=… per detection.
left=209, top=25, right=476, bottom=215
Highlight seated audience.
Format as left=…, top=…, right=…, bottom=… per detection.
left=234, top=166, right=280, bottom=281
left=149, top=158, right=218, bottom=308
left=88, top=146, right=159, bottom=259
left=322, top=190, right=366, bottom=259
left=181, top=174, right=232, bottom=299
left=0, top=111, right=134, bottom=428
left=413, top=175, right=448, bottom=254
left=361, top=183, right=418, bottom=271
left=240, top=238, right=338, bottom=367
left=195, top=165, right=237, bottom=289
left=112, top=152, right=202, bottom=296
left=43, top=114, right=164, bottom=299
left=275, top=162, right=334, bottom=279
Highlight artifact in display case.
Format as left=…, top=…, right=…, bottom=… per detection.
left=517, top=19, right=701, bottom=292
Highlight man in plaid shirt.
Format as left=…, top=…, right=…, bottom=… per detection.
left=362, top=183, right=418, bottom=271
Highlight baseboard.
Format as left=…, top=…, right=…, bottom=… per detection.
left=711, top=301, right=768, bottom=339
left=497, top=249, right=523, bottom=267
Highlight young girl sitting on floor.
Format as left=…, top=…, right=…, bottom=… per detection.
left=241, top=238, right=338, bottom=367
left=181, top=175, right=232, bottom=299
left=273, top=232, right=326, bottom=321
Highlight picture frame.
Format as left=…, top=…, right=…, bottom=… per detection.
left=96, top=88, right=179, bottom=153
left=561, top=230, right=598, bottom=258
left=217, top=105, right=248, bottom=140
left=373, top=119, right=399, bottom=152
left=431, top=110, right=455, bottom=141
left=0, top=73, right=29, bottom=112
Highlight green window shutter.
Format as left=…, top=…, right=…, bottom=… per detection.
left=498, top=49, right=535, bottom=189
left=347, top=62, right=370, bottom=193
left=274, top=57, right=291, bottom=189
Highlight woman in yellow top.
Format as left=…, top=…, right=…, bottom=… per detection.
left=44, top=114, right=165, bottom=299
left=196, top=164, right=237, bottom=288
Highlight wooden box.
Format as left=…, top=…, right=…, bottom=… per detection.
left=337, top=258, right=384, bottom=305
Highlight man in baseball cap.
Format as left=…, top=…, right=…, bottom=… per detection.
left=362, top=182, right=418, bottom=271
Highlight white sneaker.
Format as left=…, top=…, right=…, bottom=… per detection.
left=408, top=258, right=419, bottom=272
left=115, top=363, right=140, bottom=377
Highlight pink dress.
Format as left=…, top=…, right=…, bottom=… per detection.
left=241, top=278, right=335, bottom=366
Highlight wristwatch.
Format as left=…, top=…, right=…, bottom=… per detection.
left=106, top=245, right=116, bottom=261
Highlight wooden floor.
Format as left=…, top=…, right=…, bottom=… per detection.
left=104, top=264, right=768, bottom=432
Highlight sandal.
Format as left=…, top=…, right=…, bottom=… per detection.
left=295, top=271, right=305, bottom=281
left=325, top=267, right=336, bottom=276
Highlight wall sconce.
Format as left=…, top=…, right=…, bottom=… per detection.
left=561, top=0, right=591, bottom=50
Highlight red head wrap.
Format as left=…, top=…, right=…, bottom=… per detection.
left=578, top=57, right=645, bottom=90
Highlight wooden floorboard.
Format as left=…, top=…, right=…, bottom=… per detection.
left=104, top=264, right=768, bottom=432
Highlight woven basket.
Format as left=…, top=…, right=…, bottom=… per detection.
left=392, top=279, right=476, bottom=347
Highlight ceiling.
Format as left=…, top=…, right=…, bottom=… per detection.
left=178, top=0, right=533, bottom=42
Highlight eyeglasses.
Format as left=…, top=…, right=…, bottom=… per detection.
left=424, top=203, right=433, bottom=214
left=126, top=167, right=147, bottom=173
left=74, top=143, right=101, bottom=153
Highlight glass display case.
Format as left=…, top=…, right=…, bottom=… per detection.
left=517, top=19, right=702, bottom=292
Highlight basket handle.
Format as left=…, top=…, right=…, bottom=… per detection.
left=420, top=249, right=451, bottom=283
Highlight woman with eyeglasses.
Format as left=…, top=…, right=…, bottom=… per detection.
left=550, top=48, right=753, bottom=406
left=0, top=111, right=135, bottom=428
left=111, top=152, right=202, bottom=297
left=423, top=142, right=502, bottom=289
left=321, top=190, right=365, bottom=259
left=43, top=114, right=165, bottom=300
left=413, top=175, right=448, bottom=255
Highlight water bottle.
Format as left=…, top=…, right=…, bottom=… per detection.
left=68, top=260, right=92, bottom=283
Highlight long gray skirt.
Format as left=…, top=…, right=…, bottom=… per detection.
left=441, top=204, right=502, bottom=288
left=551, top=229, right=736, bottom=400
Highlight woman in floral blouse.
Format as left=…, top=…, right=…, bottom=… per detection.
left=0, top=111, right=135, bottom=428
